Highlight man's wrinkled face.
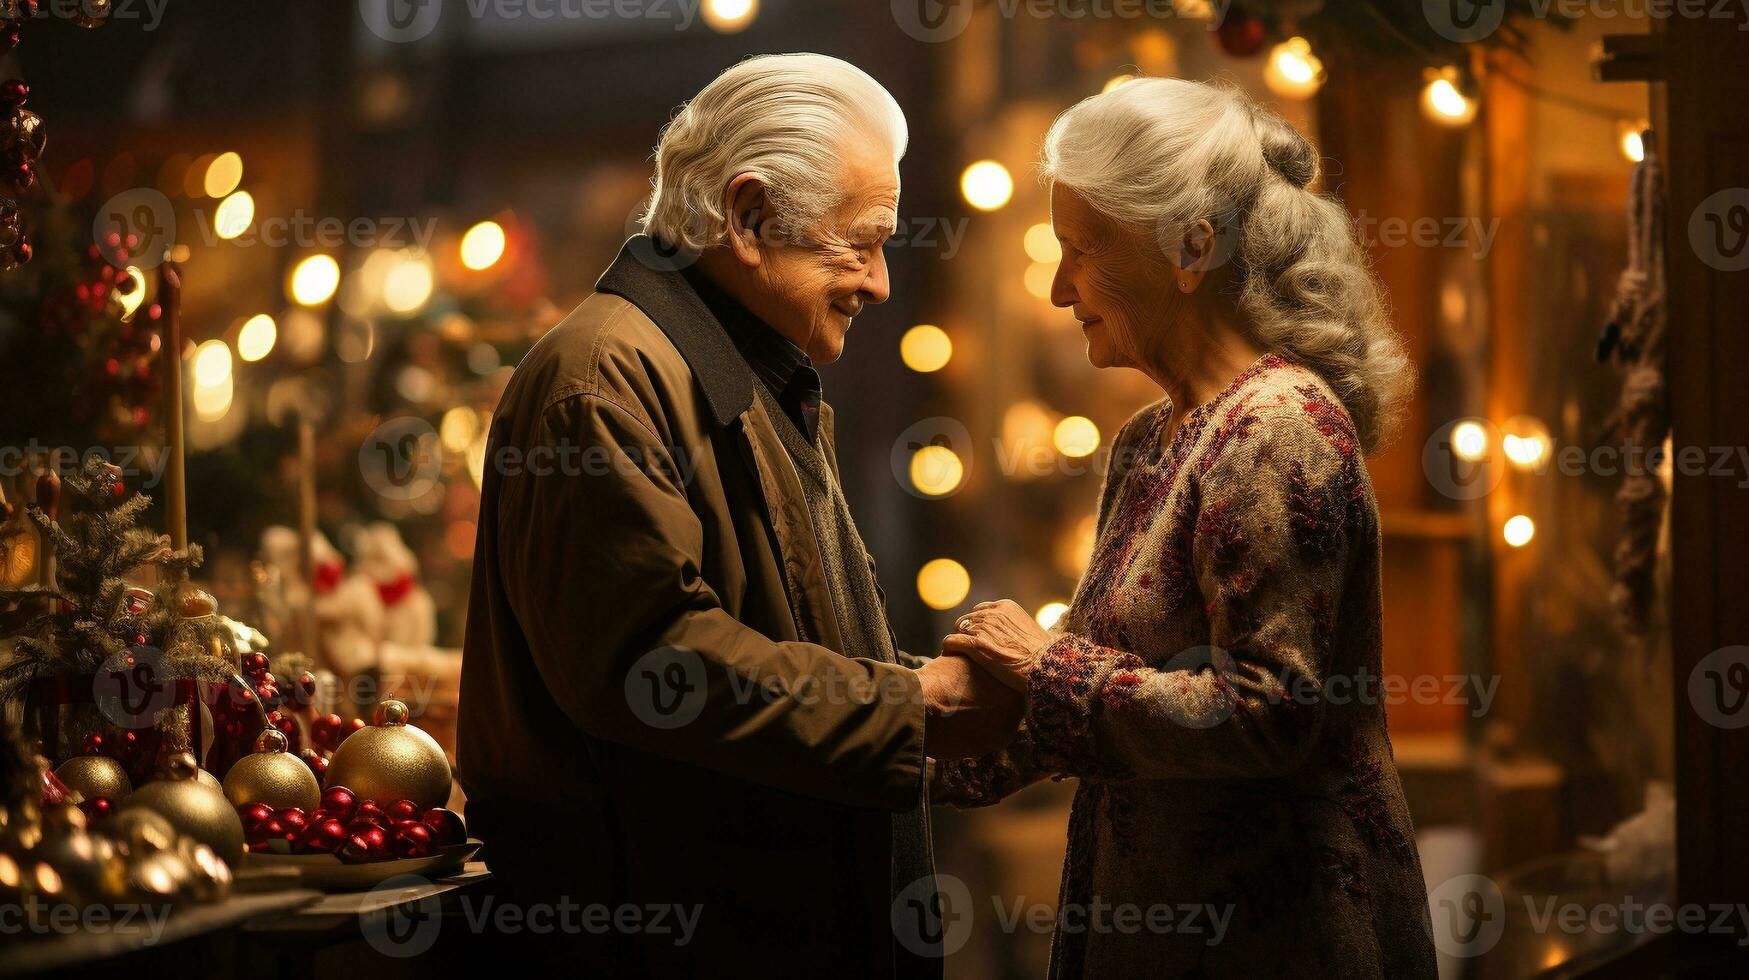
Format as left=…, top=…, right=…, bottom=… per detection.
left=751, top=138, right=898, bottom=365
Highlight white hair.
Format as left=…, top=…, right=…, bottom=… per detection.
left=641, top=53, right=909, bottom=251
left=1042, top=78, right=1412, bottom=454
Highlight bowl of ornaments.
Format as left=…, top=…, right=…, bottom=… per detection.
left=226, top=700, right=478, bottom=889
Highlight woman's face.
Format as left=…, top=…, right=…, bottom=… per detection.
left=1048, top=183, right=1179, bottom=372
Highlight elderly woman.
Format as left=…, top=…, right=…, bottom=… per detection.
left=936, top=79, right=1437, bottom=979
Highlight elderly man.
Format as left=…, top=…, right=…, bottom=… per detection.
left=460, top=54, right=1020, bottom=976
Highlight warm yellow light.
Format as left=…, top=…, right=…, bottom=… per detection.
left=702, top=0, right=757, bottom=33
left=383, top=253, right=435, bottom=315
left=1264, top=37, right=1325, bottom=100
left=460, top=220, right=506, bottom=271
left=202, top=151, right=243, bottom=198
left=192, top=374, right=233, bottom=421
left=1035, top=601, right=1070, bottom=630
left=1503, top=514, right=1535, bottom=548
left=1502, top=416, right=1550, bottom=469
left=909, top=445, right=965, bottom=497
left=192, top=339, right=233, bottom=388
left=1422, top=69, right=1477, bottom=127
left=440, top=406, right=480, bottom=453
left=213, top=190, right=254, bottom=240
left=900, top=324, right=953, bottom=373
left=961, top=160, right=1014, bottom=211
left=237, top=314, right=277, bottom=362
left=1024, top=222, right=1062, bottom=264
left=1024, top=261, right=1056, bottom=299
left=1103, top=74, right=1135, bottom=94
left=117, top=266, right=147, bottom=319
left=1054, top=415, right=1101, bottom=458
left=1620, top=124, right=1647, bottom=163
left=917, top=558, right=971, bottom=610
left=1451, top=421, right=1488, bottom=461
left=289, top=254, right=341, bottom=306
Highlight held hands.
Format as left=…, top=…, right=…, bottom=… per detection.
left=916, top=653, right=1025, bottom=761
left=941, top=599, right=1055, bottom=692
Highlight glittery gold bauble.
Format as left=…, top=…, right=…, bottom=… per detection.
left=116, top=754, right=244, bottom=867
left=223, top=729, right=319, bottom=812
left=54, top=755, right=133, bottom=802
left=323, top=700, right=452, bottom=809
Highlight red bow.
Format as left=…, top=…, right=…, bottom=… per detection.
left=313, top=560, right=346, bottom=595
left=376, top=572, right=416, bottom=607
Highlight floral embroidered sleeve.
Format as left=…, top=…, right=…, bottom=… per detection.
left=927, top=724, right=1051, bottom=807
left=1024, top=404, right=1364, bottom=780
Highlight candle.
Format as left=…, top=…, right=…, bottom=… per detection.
left=159, top=261, right=188, bottom=553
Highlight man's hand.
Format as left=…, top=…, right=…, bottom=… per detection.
left=916, top=653, right=1025, bottom=761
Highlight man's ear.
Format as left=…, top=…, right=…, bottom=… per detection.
left=724, top=173, right=767, bottom=268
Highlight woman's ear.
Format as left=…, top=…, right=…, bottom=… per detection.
left=1176, top=218, right=1218, bottom=292
left=724, top=173, right=767, bottom=268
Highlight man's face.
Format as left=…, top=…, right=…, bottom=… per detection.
left=747, top=138, right=899, bottom=365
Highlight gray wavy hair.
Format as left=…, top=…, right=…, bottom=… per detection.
left=642, top=53, right=909, bottom=250
left=1041, top=78, right=1412, bottom=454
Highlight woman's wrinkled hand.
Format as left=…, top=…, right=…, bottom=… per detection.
left=942, top=599, right=1055, bottom=692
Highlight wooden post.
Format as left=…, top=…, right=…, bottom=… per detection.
left=296, top=415, right=321, bottom=665
left=159, top=261, right=188, bottom=554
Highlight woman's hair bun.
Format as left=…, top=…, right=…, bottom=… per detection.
left=1254, top=110, right=1318, bottom=189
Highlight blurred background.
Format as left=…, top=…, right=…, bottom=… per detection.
left=0, top=1, right=1693, bottom=976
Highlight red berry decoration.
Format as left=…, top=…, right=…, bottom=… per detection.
left=392, top=823, right=434, bottom=859
left=419, top=808, right=467, bottom=847
left=79, top=732, right=107, bottom=756
left=320, top=785, right=358, bottom=822
left=238, top=802, right=275, bottom=830
left=339, top=826, right=389, bottom=864
left=279, top=807, right=308, bottom=833
left=353, top=800, right=388, bottom=827
left=0, top=79, right=26, bottom=106
left=78, top=796, right=114, bottom=820
left=311, top=713, right=343, bottom=752
left=242, top=651, right=269, bottom=676
left=300, top=748, right=329, bottom=781
left=386, top=799, right=419, bottom=823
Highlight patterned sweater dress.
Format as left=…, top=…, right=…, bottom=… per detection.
left=934, top=355, right=1437, bottom=979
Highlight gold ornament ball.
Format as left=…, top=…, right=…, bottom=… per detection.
left=116, top=754, right=244, bottom=867
left=324, top=699, right=452, bottom=810
left=223, top=729, right=319, bottom=812
left=54, top=755, right=133, bottom=802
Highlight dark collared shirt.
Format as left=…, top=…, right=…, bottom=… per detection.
left=682, top=267, right=824, bottom=442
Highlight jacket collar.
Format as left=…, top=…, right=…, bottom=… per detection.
left=594, top=237, right=754, bottom=429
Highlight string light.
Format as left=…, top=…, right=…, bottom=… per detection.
left=909, top=446, right=965, bottom=496
left=383, top=252, right=435, bottom=315
left=1023, top=262, right=1055, bottom=299
left=1054, top=416, right=1101, bottom=458
left=1619, top=120, right=1648, bottom=163
left=961, top=160, right=1014, bottom=211
left=900, top=324, right=953, bottom=373
left=1024, top=222, right=1062, bottom=264
left=1502, top=416, right=1551, bottom=470
left=917, top=558, right=971, bottom=610
left=236, top=314, right=277, bottom=362
left=1451, top=420, right=1488, bottom=461
left=1035, top=602, right=1070, bottom=629
left=1503, top=515, right=1535, bottom=548
left=289, top=255, right=340, bottom=306
left=702, top=0, right=757, bottom=32
left=1263, top=37, right=1324, bottom=100
left=1421, top=67, right=1477, bottom=127
left=213, top=190, right=254, bottom=240
left=202, top=152, right=243, bottom=198
left=460, top=220, right=506, bottom=271
left=117, top=267, right=146, bottom=319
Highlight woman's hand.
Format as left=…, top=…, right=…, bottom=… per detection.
left=942, top=599, right=1055, bottom=692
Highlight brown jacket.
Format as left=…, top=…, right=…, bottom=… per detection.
left=459, top=241, right=934, bottom=977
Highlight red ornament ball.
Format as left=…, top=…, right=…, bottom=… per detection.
left=238, top=802, right=275, bottom=830
left=392, top=823, right=434, bottom=859
left=320, top=785, right=358, bottom=822
left=0, top=80, right=26, bottom=106
left=279, top=807, right=308, bottom=833
left=419, top=808, right=467, bottom=847
left=297, top=817, right=348, bottom=854
left=1215, top=11, right=1267, bottom=57
left=386, top=799, right=419, bottom=823
left=300, top=748, right=329, bottom=781
left=311, top=713, right=343, bottom=752
left=339, top=826, right=389, bottom=864
left=352, top=800, right=388, bottom=828
left=241, top=652, right=269, bottom=676
left=78, top=796, right=114, bottom=819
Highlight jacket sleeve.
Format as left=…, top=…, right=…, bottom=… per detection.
left=927, top=725, right=1053, bottom=808
left=1021, top=409, right=1363, bottom=781
left=495, top=390, right=924, bottom=812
